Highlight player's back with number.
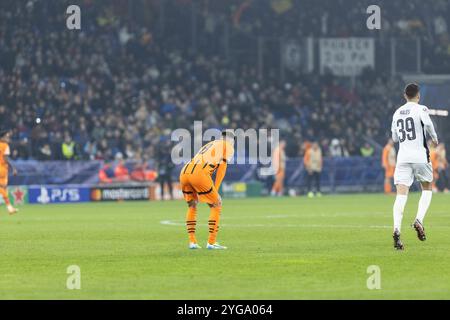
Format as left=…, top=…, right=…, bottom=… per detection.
left=187, top=139, right=234, bottom=176
left=392, top=102, right=435, bottom=164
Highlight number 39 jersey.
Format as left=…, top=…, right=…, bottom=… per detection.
left=391, top=102, right=438, bottom=164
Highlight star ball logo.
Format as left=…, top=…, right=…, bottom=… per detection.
left=11, top=186, right=27, bottom=205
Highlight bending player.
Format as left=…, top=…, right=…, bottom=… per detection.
left=0, top=129, right=19, bottom=214
left=390, top=83, right=438, bottom=250
left=179, top=130, right=235, bottom=250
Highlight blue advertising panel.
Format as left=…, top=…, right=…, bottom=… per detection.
left=28, top=186, right=91, bottom=204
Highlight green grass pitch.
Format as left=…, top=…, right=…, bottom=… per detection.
left=0, top=193, right=450, bottom=299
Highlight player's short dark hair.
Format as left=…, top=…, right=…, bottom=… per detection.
left=222, top=130, right=236, bottom=140
left=404, top=83, right=420, bottom=99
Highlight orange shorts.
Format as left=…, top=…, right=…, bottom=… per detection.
left=385, top=167, right=394, bottom=178
left=179, top=172, right=220, bottom=205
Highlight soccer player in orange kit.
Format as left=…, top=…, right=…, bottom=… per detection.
left=270, top=140, right=286, bottom=197
left=0, top=129, right=19, bottom=214
left=179, top=130, right=235, bottom=250
left=382, top=138, right=396, bottom=194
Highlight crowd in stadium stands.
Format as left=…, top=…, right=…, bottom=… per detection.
left=0, top=0, right=449, bottom=162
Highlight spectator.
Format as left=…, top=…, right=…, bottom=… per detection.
left=114, top=155, right=130, bottom=182
left=329, top=139, right=349, bottom=157
left=37, top=144, right=53, bottom=161
left=1, top=0, right=449, bottom=163
left=99, top=163, right=114, bottom=184
left=61, top=135, right=76, bottom=160
left=156, top=140, right=175, bottom=200
left=360, top=143, right=375, bottom=157
left=381, top=139, right=396, bottom=194
left=271, top=140, right=287, bottom=197
left=436, top=143, right=449, bottom=192
left=304, top=142, right=323, bottom=197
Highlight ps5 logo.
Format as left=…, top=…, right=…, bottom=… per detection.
left=37, top=187, right=51, bottom=204
left=37, top=187, right=81, bottom=204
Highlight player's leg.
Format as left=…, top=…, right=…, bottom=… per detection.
left=276, top=170, right=285, bottom=196
left=384, top=178, right=390, bottom=194
left=413, top=163, right=434, bottom=241
left=194, top=174, right=226, bottom=249
left=393, top=183, right=408, bottom=250
left=159, top=177, right=165, bottom=200
left=270, top=179, right=277, bottom=196
left=306, top=172, right=314, bottom=198
left=314, top=172, right=321, bottom=196
left=206, top=198, right=226, bottom=249
left=0, top=176, right=18, bottom=214
left=271, top=172, right=281, bottom=196
left=393, top=184, right=409, bottom=232
left=167, top=175, right=174, bottom=200
left=180, top=174, right=200, bottom=249
left=384, top=167, right=393, bottom=194
left=443, top=169, right=449, bottom=192
left=392, top=164, right=413, bottom=250
left=416, top=182, right=432, bottom=225
left=186, top=199, right=200, bottom=248
left=0, top=185, right=10, bottom=206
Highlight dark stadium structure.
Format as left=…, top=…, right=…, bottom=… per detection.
left=0, top=0, right=449, bottom=193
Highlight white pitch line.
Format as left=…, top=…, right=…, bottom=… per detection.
left=160, top=220, right=391, bottom=229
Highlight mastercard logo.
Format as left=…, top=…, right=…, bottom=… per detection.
left=91, top=189, right=102, bottom=201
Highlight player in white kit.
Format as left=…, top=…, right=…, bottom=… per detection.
left=391, top=83, right=438, bottom=250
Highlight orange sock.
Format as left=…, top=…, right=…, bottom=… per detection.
left=0, top=188, right=10, bottom=206
left=208, top=206, right=221, bottom=245
left=186, top=206, right=198, bottom=243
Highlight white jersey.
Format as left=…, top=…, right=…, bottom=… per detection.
left=391, top=102, right=438, bottom=164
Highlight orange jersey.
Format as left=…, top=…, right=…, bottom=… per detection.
left=0, top=141, right=10, bottom=185
left=436, top=148, right=448, bottom=169
left=179, top=139, right=234, bottom=204
left=181, top=139, right=234, bottom=177
left=382, top=144, right=396, bottom=169
left=0, top=141, right=10, bottom=171
left=430, top=149, right=438, bottom=170
left=272, top=145, right=286, bottom=173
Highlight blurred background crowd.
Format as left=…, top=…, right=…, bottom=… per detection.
left=0, top=0, right=449, bottom=162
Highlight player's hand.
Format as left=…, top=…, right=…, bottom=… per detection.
left=12, top=168, right=18, bottom=176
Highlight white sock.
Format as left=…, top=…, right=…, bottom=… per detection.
left=393, top=195, right=408, bottom=233
left=416, top=190, right=432, bottom=224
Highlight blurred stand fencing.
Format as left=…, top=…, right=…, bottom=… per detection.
left=9, top=157, right=389, bottom=194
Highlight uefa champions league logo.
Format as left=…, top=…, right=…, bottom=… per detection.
left=171, top=121, right=280, bottom=176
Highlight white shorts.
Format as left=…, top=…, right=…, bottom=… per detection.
left=394, top=163, right=433, bottom=187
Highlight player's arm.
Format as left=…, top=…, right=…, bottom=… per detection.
left=272, top=148, right=280, bottom=174
left=304, top=150, right=311, bottom=172
left=3, top=146, right=17, bottom=176
left=420, top=107, right=438, bottom=145
left=5, top=156, right=17, bottom=176
left=381, top=148, right=388, bottom=168
left=214, top=160, right=227, bottom=191
left=391, top=118, right=399, bottom=143
left=214, top=141, right=234, bottom=190
left=318, top=151, right=323, bottom=171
